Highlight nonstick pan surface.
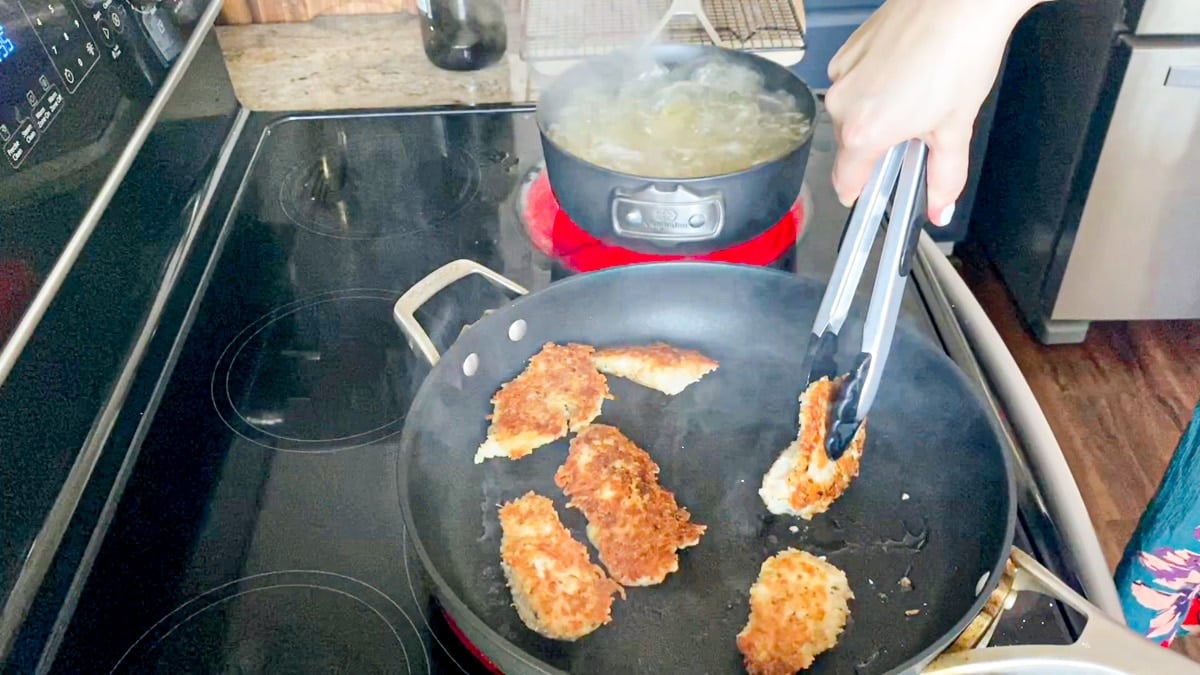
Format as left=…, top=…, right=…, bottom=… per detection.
left=397, top=262, right=1015, bottom=674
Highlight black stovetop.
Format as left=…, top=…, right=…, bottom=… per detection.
left=47, top=107, right=1073, bottom=673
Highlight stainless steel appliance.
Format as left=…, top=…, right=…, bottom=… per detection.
left=0, top=0, right=240, bottom=662
left=2, top=2, right=1130, bottom=669
left=974, top=0, right=1200, bottom=344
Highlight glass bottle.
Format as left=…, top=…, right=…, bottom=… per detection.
left=418, top=0, right=508, bottom=72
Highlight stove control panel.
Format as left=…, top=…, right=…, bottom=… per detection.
left=0, top=0, right=194, bottom=172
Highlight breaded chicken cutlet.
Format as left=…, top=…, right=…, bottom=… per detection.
left=593, top=342, right=718, bottom=395
left=737, top=549, right=853, bottom=674
left=759, top=377, right=866, bottom=519
left=475, top=342, right=612, bottom=464
left=554, top=424, right=706, bottom=586
left=498, top=492, right=624, bottom=641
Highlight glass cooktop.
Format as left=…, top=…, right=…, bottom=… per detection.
left=44, top=107, right=1074, bottom=673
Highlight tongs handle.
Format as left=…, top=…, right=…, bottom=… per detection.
left=808, top=139, right=929, bottom=455
left=811, top=144, right=905, bottom=338
left=856, top=139, right=928, bottom=419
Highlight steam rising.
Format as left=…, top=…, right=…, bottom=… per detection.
left=545, top=49, right=811, bottom=178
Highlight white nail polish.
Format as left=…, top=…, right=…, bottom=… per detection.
left=935, top=203, right=956, bottom=227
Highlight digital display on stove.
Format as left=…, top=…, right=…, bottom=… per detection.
left=0, top=24, right=16, bottom=62
left=0, top=1, right=75, bottom=169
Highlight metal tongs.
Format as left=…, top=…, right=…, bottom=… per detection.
left=803, top=139, right=930, bottom=459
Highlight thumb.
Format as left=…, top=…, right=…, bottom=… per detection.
left=924, top=125, right=972, bottom=226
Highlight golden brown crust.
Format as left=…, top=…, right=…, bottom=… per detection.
left=498, top=492, right=624, bottom=641
left=785, top=377, right=865, bottom=516
left=476, top=343, right=613, bottom=463
left=593, top=343, right=719, bottom=395
left=736, top=549, right=853, bottom=674
left=554, top=424, right=706, bottom=586
left=759, top=377, right=866, bottom=519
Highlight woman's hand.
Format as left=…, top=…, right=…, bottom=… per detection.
left=824, top=0, right=1044, bottom=225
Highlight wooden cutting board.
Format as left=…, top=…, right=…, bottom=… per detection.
left=218, top=0, right=417, bottom=25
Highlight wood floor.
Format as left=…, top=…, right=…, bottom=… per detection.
left=956, top=246, right=1200, bottom=660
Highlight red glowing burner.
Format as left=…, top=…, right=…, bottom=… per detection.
left=521, top=171, right=807, bottom=273
left=440, top=608, right=504, bottom=674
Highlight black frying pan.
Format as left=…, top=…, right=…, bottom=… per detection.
left=394, top=261, right=1015, bottom=674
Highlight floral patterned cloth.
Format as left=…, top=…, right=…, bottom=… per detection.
left=1115, top=401, right=1200, bottom=647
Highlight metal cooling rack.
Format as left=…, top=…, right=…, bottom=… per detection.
left=520, top=0, right=805, bottom=64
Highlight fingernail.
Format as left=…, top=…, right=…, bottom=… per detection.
left=935, top=203, right=956, bottom=227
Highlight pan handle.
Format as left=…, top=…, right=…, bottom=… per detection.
left=393, top=260, right=529, bottom=366
left=924, top=548, right=1200, bottom=674
left=916, top=234, right=1122, bottom=618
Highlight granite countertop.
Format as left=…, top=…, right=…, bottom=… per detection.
left=215, top=13, right=527, bottom=111
left=213, top=4, right=806, bottom=112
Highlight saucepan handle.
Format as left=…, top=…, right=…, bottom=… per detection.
left=610, top=184, right=726, bottom=244
left=924, top=548, right=1200, bottom=674
left=392, top=259, right=529, bottom=366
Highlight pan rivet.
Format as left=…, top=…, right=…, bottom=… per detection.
left=976, top=572, right=990, bottom=595
left=508, top=319, right=527, bottom=342
left=463, top=353, right=479, bottom=377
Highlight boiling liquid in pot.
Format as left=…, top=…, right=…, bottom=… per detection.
left=546, top=56, right=811, bottom=178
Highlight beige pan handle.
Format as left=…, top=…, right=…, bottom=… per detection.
left=925, top=548, right=1200, bottom=674
left=392, top=260, right=528, bottom=366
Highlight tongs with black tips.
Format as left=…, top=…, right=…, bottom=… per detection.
left=803, top=139, right=929, bottom=459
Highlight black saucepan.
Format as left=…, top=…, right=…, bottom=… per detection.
left=536, top=46, right=817, bottom=256
left=393, top=260, right=1014, bottom=673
